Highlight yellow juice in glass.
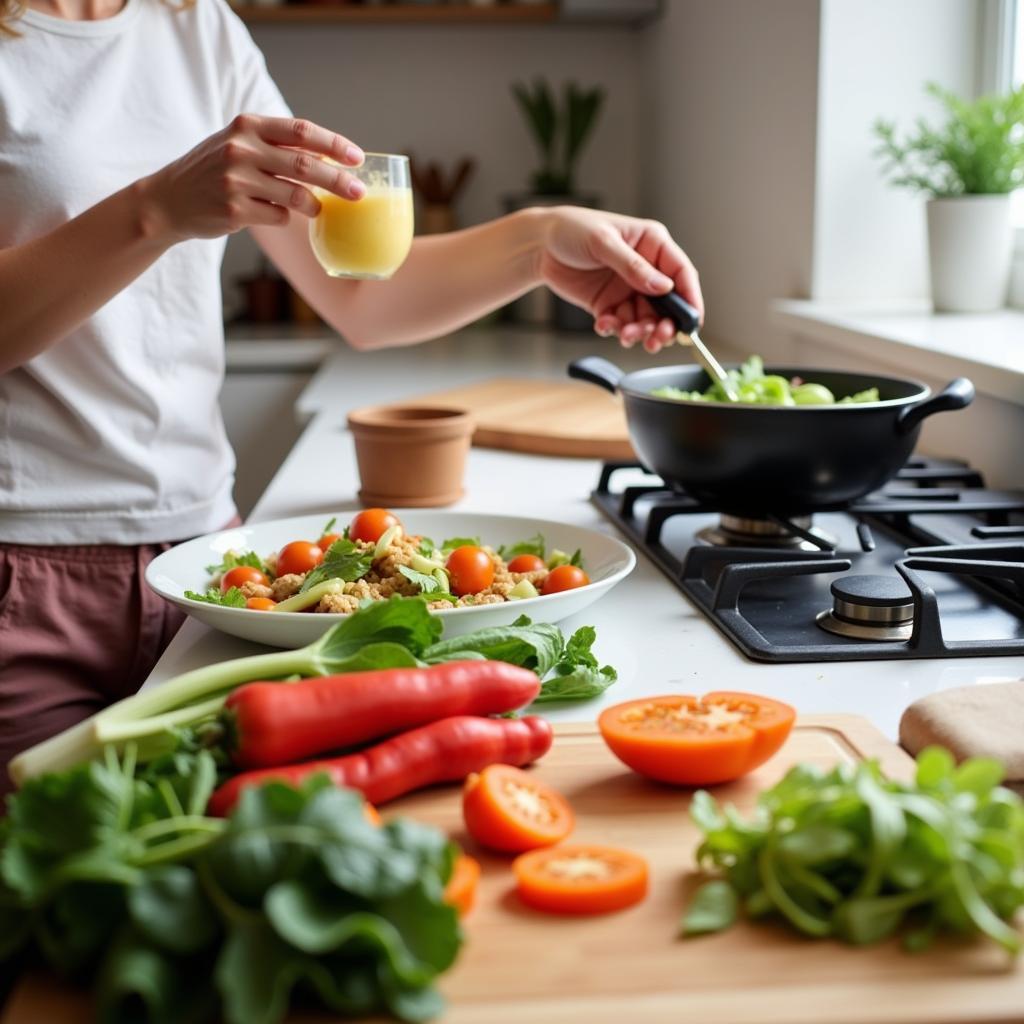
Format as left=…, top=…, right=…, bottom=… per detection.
left=309, top=186, right=414, bottom=280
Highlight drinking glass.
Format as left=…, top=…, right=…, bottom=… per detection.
left=308, top=153, right=413, bottom=280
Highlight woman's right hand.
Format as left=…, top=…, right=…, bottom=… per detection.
left=141, top=115, right=365, bottom=241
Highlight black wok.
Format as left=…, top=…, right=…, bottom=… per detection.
left=569, top=357, right=975, bottom=515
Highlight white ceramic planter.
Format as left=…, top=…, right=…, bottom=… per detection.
left=926, top=194, right=1013, bottom=312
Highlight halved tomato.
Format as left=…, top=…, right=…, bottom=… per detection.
left=462, top=764, right=573, bottom=853
left=513, top=844, right=648, bottom=915
left=598, top=692, right=796, bottom=786
left=444, top=853, right=481, bottom=917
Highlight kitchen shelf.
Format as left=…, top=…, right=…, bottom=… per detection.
left=232, top=3, right=559, bottom=25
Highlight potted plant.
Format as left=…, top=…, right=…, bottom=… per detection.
left=874, top=83, right=1024, bottom=312
left=506, top=79, right=605, bottom=329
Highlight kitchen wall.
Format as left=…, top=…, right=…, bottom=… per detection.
left=222, top=22, right=645, bottom=315
left=638, top=0, right=821, bottom=361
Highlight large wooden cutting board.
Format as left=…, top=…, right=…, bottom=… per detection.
left=6, top=716, right=1023, bottom=1024
left=411, top=377, right=634, bottom=459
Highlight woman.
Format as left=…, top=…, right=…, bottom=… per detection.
left=0, top=0, right=703, bottom=791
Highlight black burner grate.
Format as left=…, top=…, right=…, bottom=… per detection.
left=592, top=459, right=1024, bottom=663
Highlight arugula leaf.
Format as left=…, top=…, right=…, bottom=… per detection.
left=422, top=614, right=563, bottom=677
left=298, top=539, right=373, bottom=594
left=497, top=534, right=545, bottom=560
left=685, top=750, right=1024, bottom=953
left=397, top=566, right=459, bottom=605
left=185, top=587, right=247, bottom=608
left=681, top=879, right=738, bottom=936
left=440, top=536, right=481, bottom=552
left=205, top=550, right=269, bottom=578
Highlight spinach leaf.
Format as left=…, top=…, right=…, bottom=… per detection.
left=184, top=587, right=247, bottom=608
left=681, top=879, right=738, bottom=936
left=422, top=614, right=563, bottom=677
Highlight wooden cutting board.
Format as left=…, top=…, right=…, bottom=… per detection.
left=411, top=377, right=635, bottom=459
left=7, top=716, right=1023, bottom=1024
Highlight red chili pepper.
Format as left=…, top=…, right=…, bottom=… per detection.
left=208, top=715, right=553, bottom=816
left=223, top=661, right=541, bottom=770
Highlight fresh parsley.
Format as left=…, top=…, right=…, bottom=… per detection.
left=184, top=587, right=247, bottom=608
left=298, top=538, right=373, bottom=594
left=531, top=625, right=618, bottom=703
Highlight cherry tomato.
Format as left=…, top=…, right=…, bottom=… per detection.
left=245, top=597, right=276, bottom=611
left=507, top=554, right=546, bottom=573
left=444, top=854, right=481, bottom=917
left=349, top=508, right=401, bottom=544
left=221, top=566, right=269, bottom=593
left=317, top=532, right=342, bottom=552
left=541, top=565, right=590, bottom=595
left=276, top=540, right=323, bottom=578
left=513, top=844, right=648, bottom=915
left=446, top=545, right=495, bottom=597
left=598, top=692, right=796, bottom=786
left=463, top=764, right=573, bottom=853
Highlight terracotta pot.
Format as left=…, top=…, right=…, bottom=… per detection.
left=347, top=405, right=474, bottom=507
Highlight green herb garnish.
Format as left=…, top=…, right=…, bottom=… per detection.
left=184, top=587, right=247, bottom=608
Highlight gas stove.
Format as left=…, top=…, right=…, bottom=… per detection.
left=592, top=457, right=1024, bottom=663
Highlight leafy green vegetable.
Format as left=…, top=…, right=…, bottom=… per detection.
left=681, top=880, right=738, bottom=936
left=417, top=537, right=436, bottom=557
left=204, top=550, right=270, bottom=578
left=397, top=566, right=459, bottom=605
left=440, top=536, right=481, bottom=553
left=1, top=755, right=462, bottom=1024
left=498, top=534, right=546, bottom=561
left=531, top=625, right=617, bottom=704
left=685, top=748, right=1024, bottom=953
left=422, top=614, right=563, bottom=678
left=184, top=587, right=247, bottom=608
left=546, top=548, right=583, bottom=569
left=652, top=355, right=881, bottom=407
left=320, top=516, right=337, bottom=536
left=299, top=538, right=374, bottom=594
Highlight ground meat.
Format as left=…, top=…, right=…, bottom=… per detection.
left=239, top=580, right=273, bottom=600
left=317, top=592, right=362, bottom=614
left=271, top=573, right=304, bottom=601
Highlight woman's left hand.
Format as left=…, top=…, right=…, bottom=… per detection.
left=537, top=207, right=704, bottom=353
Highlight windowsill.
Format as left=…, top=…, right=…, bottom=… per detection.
left=771, top=299, right=1024, bottom=405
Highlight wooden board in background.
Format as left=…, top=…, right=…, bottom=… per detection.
left=6, top=716, right=1023, bottom=1024
left=411, top=377, right=635, bottom=460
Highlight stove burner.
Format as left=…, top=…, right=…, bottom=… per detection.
left=697, top=513, right=838, bottom=552
left=816, top=574, right=914, bottom=642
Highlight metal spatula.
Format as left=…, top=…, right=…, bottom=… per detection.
left=647, top=292, right=739, bottom=402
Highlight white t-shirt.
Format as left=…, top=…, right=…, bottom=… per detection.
left=0, top=0, right=291, bottom=543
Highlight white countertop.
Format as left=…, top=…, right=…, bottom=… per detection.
left=144, top=330, right=1024, bottom=740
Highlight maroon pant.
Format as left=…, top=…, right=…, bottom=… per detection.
left=0, top=540, right=186, bottom=799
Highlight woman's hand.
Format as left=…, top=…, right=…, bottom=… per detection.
left=537, top=207, right=703, bottom=353
left=141, top=115, right=365, bottom=242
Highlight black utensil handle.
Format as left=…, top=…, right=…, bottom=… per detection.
left=646, top=291, right=701, bottom=334
left=568, top=356, right=625, bottom=394
left=896, top=377, right=975, bottom=435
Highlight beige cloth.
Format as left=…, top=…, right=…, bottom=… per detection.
left=899, top=681, right=1024, bottom=792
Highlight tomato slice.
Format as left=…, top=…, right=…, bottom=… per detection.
left=462, top=764, right=573, bottom=853
left=444, top=853, right=481, bottom=917
left=598, top=692, right=796, bottom=786
left=513, top=844, right=648, bottom=915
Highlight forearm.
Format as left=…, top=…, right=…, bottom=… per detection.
left=0, top=178, right=173, bottom=375
left=254, top=207, right=553, bottom=350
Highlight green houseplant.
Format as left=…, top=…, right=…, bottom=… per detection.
left=505, top=79, right=606, bottom=329
left=873, top=83, right=1024, bottom=312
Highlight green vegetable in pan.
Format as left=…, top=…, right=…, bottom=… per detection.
left=652, top=355, right=880, bottom=406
